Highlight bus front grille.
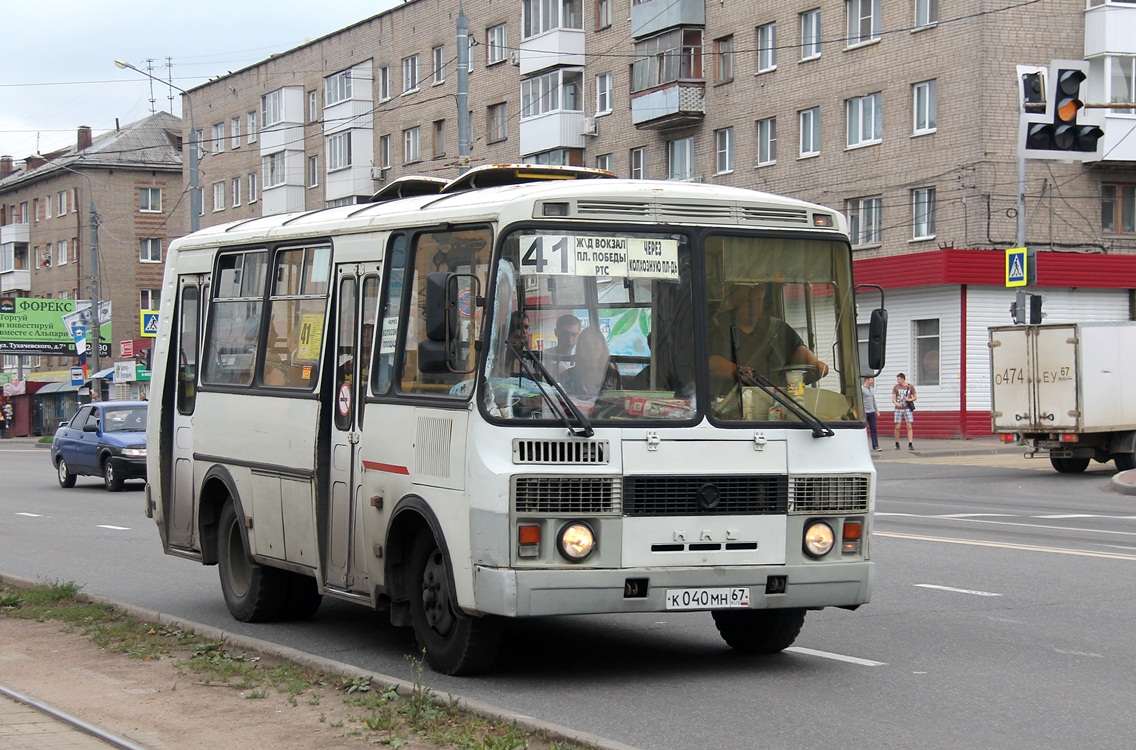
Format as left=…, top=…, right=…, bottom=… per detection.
left=789, top=475, right=871, bottom=514
left=514, top=476, right=621, bottom=514
left=622, top=475, right=788, bottom=516
left=513, top=439, right=609, bottom=465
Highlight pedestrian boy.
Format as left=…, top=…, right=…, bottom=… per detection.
left=892, top=373, right=916, bottom=450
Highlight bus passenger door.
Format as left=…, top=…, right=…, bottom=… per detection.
left=167, top=277, right=205, bottom=551
left=325, top=268, right=368, bottom=593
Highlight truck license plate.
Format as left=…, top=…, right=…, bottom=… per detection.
left=665, top=587, right=750, bottom=610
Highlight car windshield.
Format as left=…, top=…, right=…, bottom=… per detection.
left=102, top=407, right=147, bottom=432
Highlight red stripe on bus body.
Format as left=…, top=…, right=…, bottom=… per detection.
left=361, top=460, right=410, bottom=475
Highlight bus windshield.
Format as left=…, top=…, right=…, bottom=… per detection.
left=484, top=229, right=862, bottom=426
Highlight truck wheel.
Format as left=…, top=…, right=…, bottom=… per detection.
left=712, top=608, right=807, bottom=654
left=407, top=532, right=501, bottom=675
left=1049, top=455, right=1090, bottom=473
left=1114, top=453, right=1136, bottom=472
left=217, top=499, right=287, bottom=622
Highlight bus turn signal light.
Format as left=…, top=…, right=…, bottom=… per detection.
left=842, top=520, right=863, bottom=555
left=518, top=525, right=541, bottom=558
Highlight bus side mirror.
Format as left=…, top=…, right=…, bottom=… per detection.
left=867, top=308, right=887, bottom=373
left=417, top=339, right=457, bottom=373
left=419, top=272, right=477, bottom=374
left=424, top=272, right=457, bottom=342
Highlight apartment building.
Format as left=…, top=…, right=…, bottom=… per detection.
left=0, top=113, right=187, bottom=416
left=176, top=1, right=1136, bottom=434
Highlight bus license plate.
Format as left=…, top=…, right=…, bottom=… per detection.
left=665, top=587, right=750, bottom=610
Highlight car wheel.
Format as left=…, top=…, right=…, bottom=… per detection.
left=103, top=459, right=123, bottom=492
left=407, top=532, right=501, bottom=675
left=56, top=456, right=76, bottom=488
left=217, top=499, right=288, bottom=622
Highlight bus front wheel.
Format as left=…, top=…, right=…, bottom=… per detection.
left=712, top=608, right=806, bottom=654
left=407, top=533, right=501, bottom=676
left=217, top=500, right=288, bottom=622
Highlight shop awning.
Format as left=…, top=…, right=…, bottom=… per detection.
left=35, top=381, right=79, bottom=395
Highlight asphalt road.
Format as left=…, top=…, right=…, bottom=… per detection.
left=3, top=441, right=1134, bottom=750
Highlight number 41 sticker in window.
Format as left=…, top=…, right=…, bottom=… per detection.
left=519, top=235, right=572, bottom=275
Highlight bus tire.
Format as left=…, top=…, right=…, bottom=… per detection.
left=407, top=532, right=501, bottom=676
left=1049, top=455, right=1089, bottom=474
left=217, top=499, right=288, bottom=623
left=712, top=608, right=807, bottom=654
left=283, top=572, right=323, bottom=621
left=1114, top=453, right=1136, bottom=472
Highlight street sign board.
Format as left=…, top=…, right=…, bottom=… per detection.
left=120, top=340, right=134, bottom=358
left=1006, top=247, right=1028, bottom=287
left=71, top=367, right=84, bottom=386
left=140, top=310, right=159, bottom=338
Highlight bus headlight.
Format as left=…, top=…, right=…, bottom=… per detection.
left=557, top=522, right=596, bottom=561
left=803, top=521, right=835, bottom=558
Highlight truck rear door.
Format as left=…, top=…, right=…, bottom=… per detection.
left=1032, top=325, right=1079, bottom=431
left=990, top=326, right=1033, bottom=431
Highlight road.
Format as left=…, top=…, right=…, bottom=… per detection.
left=3, top=441, right=1134, bottom=750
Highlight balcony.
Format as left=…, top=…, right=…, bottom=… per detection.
left=631, top=83, right=706, bottom=130
left=1084, top=2, right=1136, bottom=58
left=0, top=223, right=29, bottom=246
left=631, top=0, right=704, bottom=39
left=0, top=268, right=30, bottom=294
left=518, top=28, right=585, bottom=76
left=519, top=111, right=586, bottom=156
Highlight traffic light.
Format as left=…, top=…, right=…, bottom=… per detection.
left=1019, top=61, right=1104, bottom=161
left=1009, top=291, right=1044, bottom=325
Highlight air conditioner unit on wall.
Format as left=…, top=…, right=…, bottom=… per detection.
left=581, top=117, right=598, bottom=136
left=509, top=51, right=521, bottom=67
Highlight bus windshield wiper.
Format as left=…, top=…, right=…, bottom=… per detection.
left=512, top=346, right=594, bottom=438
left=730, top=326, right=834, bottom=438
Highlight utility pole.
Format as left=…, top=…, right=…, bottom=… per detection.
left=457, top=3, right=471, bottom=174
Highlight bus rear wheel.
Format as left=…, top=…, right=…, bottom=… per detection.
left=712, top=608, right=806, bottom=654
left=407, top=533, right=501, bottom=676
left=1049, top=455, right=1089, bottom=474
left=217, top=499, right=288, bottom=622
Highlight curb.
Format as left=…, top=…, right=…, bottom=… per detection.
left=0, top=572, right=641, bottom=750
left=1111, top=469, right=1136, bottom=496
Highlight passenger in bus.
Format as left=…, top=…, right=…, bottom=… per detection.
left=499, top=311, right=530, bottom=377
left=708, top=283, right=828, bottom=393
left=546, top=314, right=581, bottom=374
left=561, top=325, right=622, bottom=399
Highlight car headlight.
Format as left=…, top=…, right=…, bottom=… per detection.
left=557, top=521, right=596, bottom=561
left=803, top=521, right=835, bottom=558
left=122, top=446, right=147, bottom=458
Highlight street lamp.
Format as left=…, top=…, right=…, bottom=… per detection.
left=114, top=59, right=200, bottom=232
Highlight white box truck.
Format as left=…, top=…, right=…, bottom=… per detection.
left=988, top=322, right=1136, bottom=473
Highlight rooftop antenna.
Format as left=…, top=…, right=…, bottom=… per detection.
left=166, top=58, right=175, bottom=113
left=143, top=58, right=157, bottom=114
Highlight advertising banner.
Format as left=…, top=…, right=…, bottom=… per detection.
left=0, top=298, right=112, bottom=357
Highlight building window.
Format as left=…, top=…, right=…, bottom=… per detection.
left=432, top=46, right=446, bottom=85
left=140, top=288, right=161, bottom=310
left=309, top=90, right=319, bottom=122
left=379, top=134, right=392, bottom=169
left=404, top=127, right=420, bottom=163
left=1108, top=56, right=1135, bottom=115
left=232, top=177, right=242, bottom=206
left=378, top=66, right=392, bottom=101
left=667, top=137, right=694, bottom=181
left=914, top=318, right=940, bottom=386
left=846, top=92, right=882, bottom=147
left=212, top=181, right=225, bottom=211
left=402, top=55, right=420, bottom=93
left=308, top=156, right=319, bottom=187
left=596, top=73, right=612, bottom=114
left=327, top=132, right=351, bottom=171
left=248, top=173, right=259, bottom=203
left=847, top=196, right=882, bottom=246
left=596, top=0, right=611, bottom=29
left=247, top=111, right=258, bottom=143
left=211, top=123, right=225, bottom=154
left=140, top=238, right=162, bottom=263
left=846, top=0, right=881, bottom=46
left=327, top=69, right=352, bottom=105
left=264, top=152, right=286, bottom=188
left=757, top=23, right=777, bottom=73
left=230, top=117, right=241, bottom=149
left=433, top=120, right=446, bottom=157
left=521, top=69, right=583, bottom=117
left=488, top=103, right=507, bottom=142
left=757, top=117, right=777, bottom=165
left=487, top=24, right=508, bottom=64
left=56, top=190, right=68, bottom=216
left=523, top=0, right=582, bottom=38
left=716, top=36, right=734, bottom=82
left=139, top=187, right=161, bottom=213
left=631, top=29, right=703, bottom=93
left=912, top=187, right=936, bottom=239
left=56, top=240, right=68, bottom=266
left=630, top=146, right=648, bottom=179
left=1102, top=184, right=1136, bottom=234
left=801, top=9, right=821, bottom=60
left=913, top=80, right=937, bottom=135
left=915, top=0, right=939, bottom=29
left=261, top=90, right=284, bottom=127
left=799, top=107, right=820, bottom=157
left=595, top=153, right=612, bottom=171
left=715, top=127, right=734, bottom=174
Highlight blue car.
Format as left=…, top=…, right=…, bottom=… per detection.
left=51, top=401, right=148, bottom=491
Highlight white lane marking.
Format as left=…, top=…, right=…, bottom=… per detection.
left=878, top=516, right=1136, bottom=538
left=96, top=525, right=130, bottom=531
left=15, top=512, right=47, bottom=517
left=785, top=647, right=887, bottom=667
left=876, top=531, right=1136, bottom=561
left=1054, top=649, right=1104, bottom=658
left=1036, top=514, right=1099, bottom=519
left=935, top=513, right=1015, bottom=518
left=916, top=583, right=1002, bottom=597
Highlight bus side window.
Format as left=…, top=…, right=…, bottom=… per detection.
left=373, top=235, right=408, bottom=395
left=202, top=250, right=268, bottom=387
left=177, top=284, right=200, bottom=414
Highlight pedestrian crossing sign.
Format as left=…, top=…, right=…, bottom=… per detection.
left=1006, top=247, right=1028, bottom=288
left=140, top=310, right=159, bottom=338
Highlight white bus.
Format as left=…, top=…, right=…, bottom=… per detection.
left=146, top=165, right=886, bottom=675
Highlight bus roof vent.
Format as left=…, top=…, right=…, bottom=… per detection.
left=576, top=199, right=651, bottom=218
left=656, top=202, right=735, bottom=221
left=739, top=206, right=810, bottom=226
left=368, top=175, right=448, bottom=203
left=442, top=164, right=615, bottom=193
left=513, top=439, right=610, bottom=465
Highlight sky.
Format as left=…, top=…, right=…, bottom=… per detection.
left=0, top=1, right=401, bottom=160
